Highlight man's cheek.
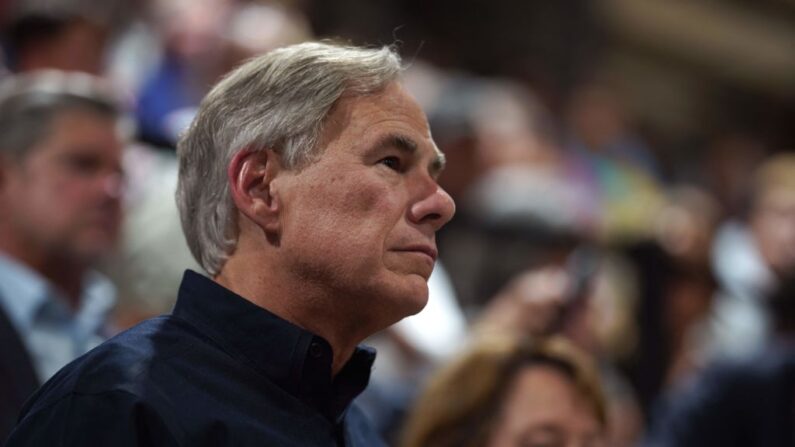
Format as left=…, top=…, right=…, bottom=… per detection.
left=341, top=188, right=378, bottom=216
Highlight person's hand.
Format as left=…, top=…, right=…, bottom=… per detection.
left=475, top=266, right=570, bottom=337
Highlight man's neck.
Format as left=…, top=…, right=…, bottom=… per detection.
left=215, top=256, right=373, bottom=376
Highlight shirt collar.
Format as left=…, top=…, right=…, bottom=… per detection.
left=77, top=270, right=117, bottom=335
left=0, top=253, right=116, bottom=335
left=0, top=253, right=50, bottom=333
left=172, top=270, right=376, bottom=423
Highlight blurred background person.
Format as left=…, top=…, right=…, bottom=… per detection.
left=134, top=0, right=311, bottom=147
left=644, top=267, right=795, bottom=447
left=0, top=71, right=125, bottom=441
left=561, top=78, right=665, bottom=243
left=706, top=153, right=795, bottom=361
left=0, top=0, right=316, bottom=331
left=472, top=246, right=644, bottom=447
left=423, top=74, right=591, bottom=314
left=621, top=185, right=723, bottom=416
left=401, top=335, right=606, bottom=447
left=2, top=0, right=130, bottom=75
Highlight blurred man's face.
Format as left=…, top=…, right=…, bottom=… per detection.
left=752, top=187, right=795, bottom=275
left=1, top=110, right=123, bottom=264
left=20, top=20, right=109, bottom=75
left=275, top=82, right=455, bottom=326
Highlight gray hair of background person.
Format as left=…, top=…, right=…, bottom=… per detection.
left=0, top=71, right=122, bottom=160
left=176, top=42, right=402, bottom=276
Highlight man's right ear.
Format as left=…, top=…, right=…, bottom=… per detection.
left=228, top=149, right=283, bottom=234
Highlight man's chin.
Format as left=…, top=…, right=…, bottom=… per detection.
left=68, top=238, right=118, bottom=263
left=384, top=253, right=435, bottom=281
left=395, top=276, right=430, bottom=317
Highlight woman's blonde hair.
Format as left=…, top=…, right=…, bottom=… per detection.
left=400, top=335, right=606, bottom=447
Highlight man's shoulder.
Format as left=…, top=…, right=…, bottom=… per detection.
left=23, top=314, right=208, bottom=412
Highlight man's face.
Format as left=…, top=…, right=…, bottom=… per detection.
left=0, top=110, right=123, bottom=264
left=275, top=82, right=455, bottom=324
left=752, top=187, right=795, bottom=275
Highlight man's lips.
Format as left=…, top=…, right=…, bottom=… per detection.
left=394, top=245, right=438, bottom=262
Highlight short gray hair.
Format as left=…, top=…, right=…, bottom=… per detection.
left=176, top=41, right=402, bottom=276
left=0, top=70, right=122, bottom=161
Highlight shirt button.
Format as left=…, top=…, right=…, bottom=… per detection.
left=309, top=341, right=323, bottom=359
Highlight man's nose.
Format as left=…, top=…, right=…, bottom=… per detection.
left=409, top=184, right=456, bottom=231
left=98, top=172, right=124, bottom=199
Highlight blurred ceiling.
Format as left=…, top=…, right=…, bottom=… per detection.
left=599, top=0, right=795, bottom=96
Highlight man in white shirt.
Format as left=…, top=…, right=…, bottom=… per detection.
left=0, top=71, right=124, bottom=441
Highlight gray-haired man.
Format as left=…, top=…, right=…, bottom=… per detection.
left=7, top=42, right=454, bottom=446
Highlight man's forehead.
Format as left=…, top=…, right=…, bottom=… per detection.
left=320, top=82, right=440, bottom=148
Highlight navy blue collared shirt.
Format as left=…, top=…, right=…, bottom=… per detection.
left=6, top=271, right=385, bottom=446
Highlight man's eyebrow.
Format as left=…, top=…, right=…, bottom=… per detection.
left=430, top=151, right=446, bottom=177
left=374, top=133, right=417, bottom=155
left=373, top=133, right=446, bottom=176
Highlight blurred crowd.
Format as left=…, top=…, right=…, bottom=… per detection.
left=0, top=0, right=793, bottom=446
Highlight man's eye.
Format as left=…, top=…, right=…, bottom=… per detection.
left=63, top=154, right=102, bottom=175
left=379, top=156, right=402, bottom=171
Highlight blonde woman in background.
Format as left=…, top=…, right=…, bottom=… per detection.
left=401, top=335, right=606, bottom=447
